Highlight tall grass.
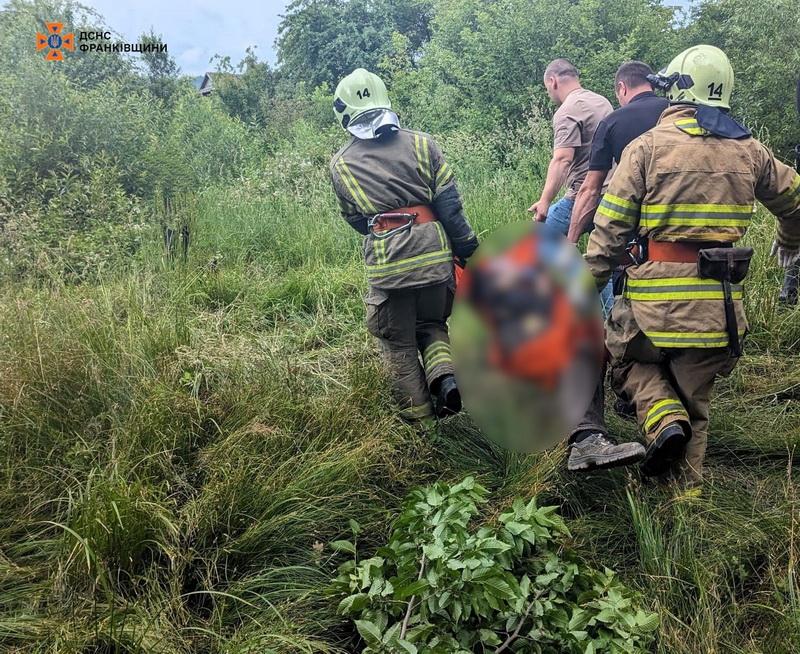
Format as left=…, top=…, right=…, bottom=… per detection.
left=1, top=123, right=799, bottom=652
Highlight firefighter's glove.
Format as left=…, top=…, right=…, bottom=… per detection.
left=346, top=214, right=370, bottom=235
left=452, top=234, right=479, bottom=261
left=771, top=240, right=800, bottom=269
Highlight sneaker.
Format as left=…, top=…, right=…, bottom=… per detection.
left=640, top=423, right=691, bottom=477
left=567, top=432, right=646, bottom=472
left=435, top=374, right=462, bottom=418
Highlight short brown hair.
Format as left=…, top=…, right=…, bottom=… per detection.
left=615, top=61, right=655, bottom=89
left=544, top=58, right=579, bottom=81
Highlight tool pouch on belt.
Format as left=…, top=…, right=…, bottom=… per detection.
left=697, top=247, right=753, bottom=357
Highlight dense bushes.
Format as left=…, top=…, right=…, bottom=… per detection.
left=0, top=0, right=267, bottom=281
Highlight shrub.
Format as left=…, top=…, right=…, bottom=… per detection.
left=331, top=477, right=659, bottom=653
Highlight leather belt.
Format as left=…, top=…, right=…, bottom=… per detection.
left=371, top=204, right=436, bottom=233
left=647, top=240, right=730, bottom=263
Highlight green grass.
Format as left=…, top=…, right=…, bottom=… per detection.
left=1, top=133, right=800, bottom=652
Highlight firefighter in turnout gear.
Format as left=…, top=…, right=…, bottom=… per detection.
left=585, top=45, right=800, bottom=484
left=330, top=68, right=479, bottom=425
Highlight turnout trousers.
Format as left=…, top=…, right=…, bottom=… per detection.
left=365, top=281, right=455, bottom=422
left=606, top=298, right=737, bottom=482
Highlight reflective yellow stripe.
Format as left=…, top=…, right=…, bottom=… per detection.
left=674, top=118, right=710, bottom=136
left=336, top=159, right=377, bottom=214
left=604, top=193, right=639, bottom=210
left=400, top=402, right=435, bottom=420
left=597, top=204, right=636, bottom=223
left=644, top=330, right=743, bottom=348
left=425, top=355, right=452, bottom=374
left=367, top=246, right=450, bottom=272
left=422, top=136, right=432, bottom=181
left=335, top=160, right=365, bottom=213
left=642, top=203, right=754, bottom=214
left=597, top=194, right=640, bottom=223
left=366, top=250, right=452, bottom=279
left=423, top=341, right=450, bottom=358
left=640, top=217, right=751, bottom=228
left=639, top=202, right=753, bottom=228
left=423, top=342, right=452, bottom=373
left=373, top=236, right=387, bottom=265
left=436, top=162, right=453, bottom=187
left=627, top=290, right=743, bottom=301
left=644, top=398, right=688, bottom=432
left=434, top=221, right=447, bottom=250
left=414, top=134, right=431, bottom=184
left=628, top=277, right=736, bottom=287
left=625, top=277, right=743, bottom=301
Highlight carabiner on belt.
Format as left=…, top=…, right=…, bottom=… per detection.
left=625, top=236, right=648, bottom=266
left=368, top=212, right=416, bottom=239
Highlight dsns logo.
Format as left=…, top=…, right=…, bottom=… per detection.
left=36, top=22, right=75, bottom=61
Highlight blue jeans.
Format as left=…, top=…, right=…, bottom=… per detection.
left=545, top=197, right=614, bottom=317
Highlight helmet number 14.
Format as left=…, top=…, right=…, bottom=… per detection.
left=356, top=88, right=371, bottom=100
left=707, top=83, right=724, bottom=101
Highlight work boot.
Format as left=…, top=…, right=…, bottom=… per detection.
left=434, top=374, right=462, bottom=418
left=567, top=431, right=646, bottom=472
left=640, top=422, right=691, bottom=477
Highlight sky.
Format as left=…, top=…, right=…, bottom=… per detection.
left=77, top=0, right=291, bottom=76
left=27, top=0, right=693, bottom=78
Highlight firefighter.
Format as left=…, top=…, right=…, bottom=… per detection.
left=585, top=45, right=800, bottom=484
left=329, top=68, right=479, bottom=426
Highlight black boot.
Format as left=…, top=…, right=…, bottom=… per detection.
left=434, top=374, right=462, bottom=418
left=640, top=422, right=691, bottom=477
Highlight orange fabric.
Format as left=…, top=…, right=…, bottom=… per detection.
left=478, top=233, right=602, bottom=390
left=453, top=259, right=465, bottom=289
left=490, top=293, right=575, bottom=390
left=373, top=204, right=436, bottom=231
left=647, top=240, right=728, bottom=263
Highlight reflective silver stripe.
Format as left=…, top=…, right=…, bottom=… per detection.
left=599, top=197, right=639, bottom=218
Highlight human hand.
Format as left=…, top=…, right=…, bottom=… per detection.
left=771, top=240, right=800, bottom=268
left=527, top=199, right=549, bottom=223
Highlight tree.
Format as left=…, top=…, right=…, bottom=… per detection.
left=276, top=0, right=433, bottom=88
left=210, top=46, right=276, bottom=126
left=139, top=29, right=181, bottom=102
left=685, top=0, right=800, bottom=158
left=393, top=0, right=680, bottom=133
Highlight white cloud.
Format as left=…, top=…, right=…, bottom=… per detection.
left=79, top=0, right=288, bottom=75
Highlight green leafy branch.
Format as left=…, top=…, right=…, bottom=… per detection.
left=330, top=476, right=659, bottom=653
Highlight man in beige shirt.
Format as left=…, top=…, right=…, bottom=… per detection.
left=528, top=59, right=612, bottom=235
left=529, top=58, right=614, bottom=316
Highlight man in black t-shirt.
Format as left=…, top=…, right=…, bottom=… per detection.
left=567, top=61, right=669, bottom=243
left=566, top=61, right=667, bottom=469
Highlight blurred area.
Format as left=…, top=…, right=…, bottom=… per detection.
left=451, top=222, right=604, bottom=453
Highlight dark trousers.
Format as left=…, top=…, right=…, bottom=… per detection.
left=365, top=282, right=455, bottom=421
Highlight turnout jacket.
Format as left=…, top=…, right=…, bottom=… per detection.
left=586, top=105, right=800, bottom=349
left=330, top=128, right=477, bottom=290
